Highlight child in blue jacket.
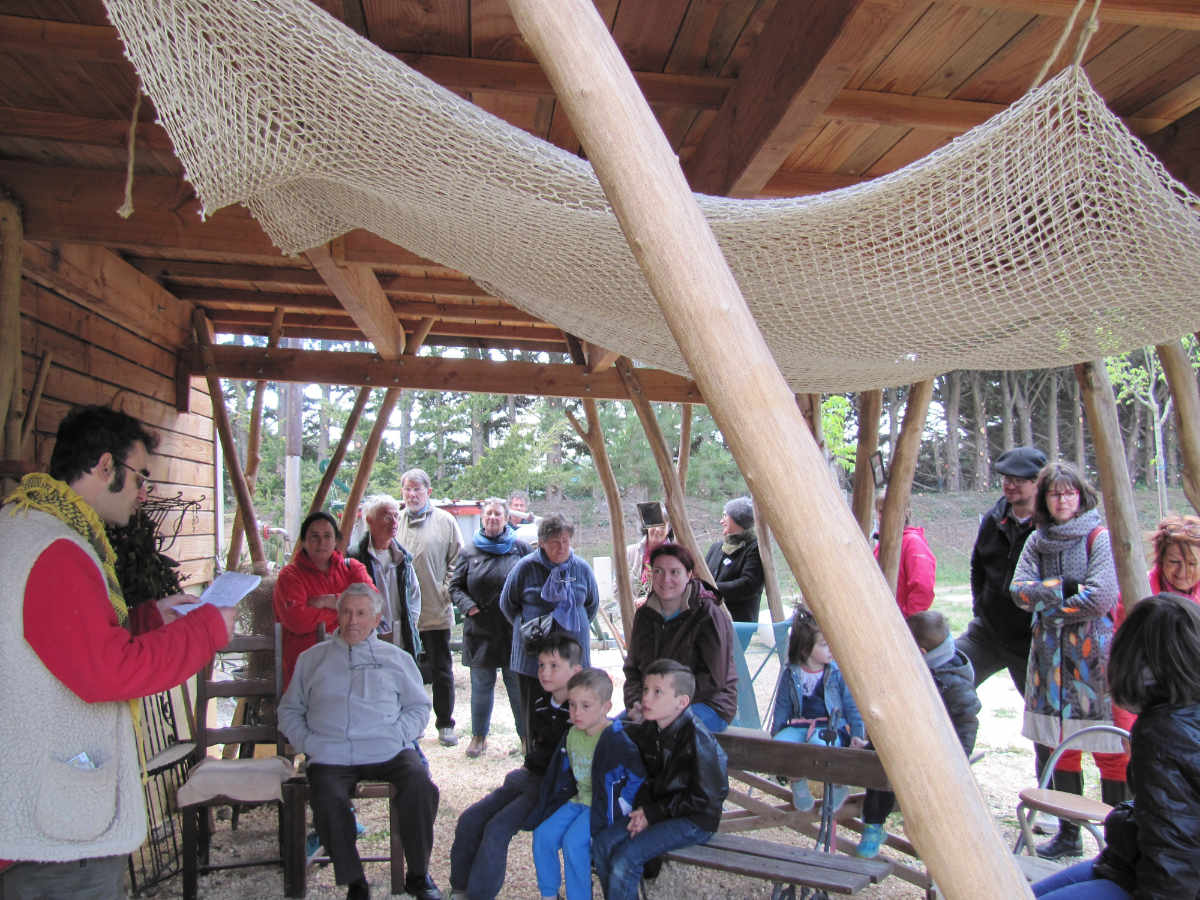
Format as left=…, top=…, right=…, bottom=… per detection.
left=770, top=605, right=866, bottom=812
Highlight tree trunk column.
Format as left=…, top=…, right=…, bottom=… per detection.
left=506, top=2, right=1031, bottom=895
left=1157, top=340, right=1200, bottom=514
left=1074, top=362, right=1152, bottom=606
left=877, top=380, right=934, bottom=593
left=852, top=389, right=882, bottom=537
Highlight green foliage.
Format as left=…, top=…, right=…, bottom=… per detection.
left=449, top=423, right=552, bottom=498
left=821, top=394, right=856, bottom=472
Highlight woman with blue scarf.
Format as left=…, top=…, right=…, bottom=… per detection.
left=450, top=498, right=532, bottom=758
left=500, top=513, right=600, bottom=740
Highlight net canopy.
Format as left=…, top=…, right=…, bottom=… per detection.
left=104, top=0, right=1200, bottom=393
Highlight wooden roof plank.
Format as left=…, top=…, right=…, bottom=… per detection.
left=953, top=0, right=1200, bottom=31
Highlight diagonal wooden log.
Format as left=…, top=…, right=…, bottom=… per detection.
left=336, top=387, right=401, bottom=552
left=227, top=308, right=284, bottom=570
left=676, top=403, right=692, bottom=489
left=0, top=192, right=22, bottom=460
left=307, top=387, right=371, bottom=518
left=192, top=310, right=268, bottom=574
left=750, top=493, right=785, bottom=622
left=852, top=389, right=883, bottom=538
left=19, top=350, right=52, bottom=453
left=614, top=357, right=715, bottom=586
left=1156, top=340, right=1200, bottom=514
left=565, top=398, right=635, bottom=642
left=877, top=380, right=934, bottom=593
left=1075, top=362, right=1153, bottom=606
left=506, top=2, right=1030, bottom=895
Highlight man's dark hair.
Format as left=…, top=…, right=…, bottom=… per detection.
left=49, top=405, right=157, bottom=487
left=567, top=667, right=613, bottom=703
left=906, top=610, right=949, bottom=652
left=645, top=658, right=695, bottom=701
left=534, top=632, right=583, bottom=667
left=1109, top=592, right=1200, bottom=713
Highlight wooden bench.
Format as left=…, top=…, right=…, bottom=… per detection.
left=651, top=726, right=933, bottom=897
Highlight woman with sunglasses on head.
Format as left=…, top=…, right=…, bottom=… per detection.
left=1010, top=461, right=1123, bottom=860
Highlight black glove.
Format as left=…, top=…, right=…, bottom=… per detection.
left=1061, top=578, right=1080, bottom=598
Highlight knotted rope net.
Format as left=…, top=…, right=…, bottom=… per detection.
left=104, top=0, right=1200, bottom=393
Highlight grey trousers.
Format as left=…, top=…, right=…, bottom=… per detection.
left=0, top=855, right=126, bottom=900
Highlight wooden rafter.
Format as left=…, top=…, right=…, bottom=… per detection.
left=304, top=243, right=405, bottom=359
left=684, top=0, right=923, bottom=197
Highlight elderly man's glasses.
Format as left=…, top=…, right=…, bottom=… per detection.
left=118, top=461, right=153, bottom=492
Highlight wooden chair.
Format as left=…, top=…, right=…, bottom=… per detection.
left=1014, top=724, right=1131, bottom=856
left=177, top=624, right=303, bottom=900
left=279, top=624, right=406, bottom=897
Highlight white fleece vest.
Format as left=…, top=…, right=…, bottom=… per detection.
left=0, top=509, right=147, bottom=861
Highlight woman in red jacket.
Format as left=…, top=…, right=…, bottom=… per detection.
left=273, top=511, right=373, bottom=687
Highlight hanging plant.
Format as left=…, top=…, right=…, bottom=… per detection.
left=107, top=508, right=184, bottom=608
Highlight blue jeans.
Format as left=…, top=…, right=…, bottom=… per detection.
left=690, top=702, right=728, bottom=733
left=450, top=767, right=541, bottom=899
left=1032, top=859, right=1131, bottom=899
left=532, top=801, right=593, bottom=900
left=470, top=664, right=525, bottom=739
left=592, top=817, right=712, bottom=900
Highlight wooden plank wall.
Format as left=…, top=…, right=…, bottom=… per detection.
left=17, top=244, right=216, bottom=588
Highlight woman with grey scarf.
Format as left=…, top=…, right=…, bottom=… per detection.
left=1010, top=461, right=1122, bottom=860
left=704, top=496, right=765, bottom=623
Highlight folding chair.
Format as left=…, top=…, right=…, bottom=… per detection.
left=1013, top=724, right=1130, bottom=856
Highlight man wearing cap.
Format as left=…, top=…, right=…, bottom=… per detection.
left=956, top=446, right=1047, bottom=692
left=705, top=496, right=765, bottom=623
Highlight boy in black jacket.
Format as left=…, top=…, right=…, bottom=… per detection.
left=593, top=659, right=728, bottom=900
left=855, top=610, right=981, bottom=858
left=449, top=634, right=582, bottom=900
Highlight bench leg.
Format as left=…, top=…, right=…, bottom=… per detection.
left=282, top=781, right=308, bottom=898
left=389, top=786, right=406, bottom=896
left=181, top=806, right=198, bottom=900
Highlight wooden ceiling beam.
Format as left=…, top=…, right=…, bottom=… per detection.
left=951, top=1, right=1200, bottom=30
left=174, top=285, right=540, bottom=323
left=684, top=0, right=920, bottom=197
left=1140, top=103, right=1200, bottom=194
left=304, top=243, right=405, bottom=359
left=0, top=162, right=440, bottom=267
left=185, top=345, right=702, bottom=402
left=209, top=309, right=561, bottom=343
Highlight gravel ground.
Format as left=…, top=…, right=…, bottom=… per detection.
left=135, top=613, right=1085, bottom=899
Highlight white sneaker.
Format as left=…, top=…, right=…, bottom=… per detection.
left=438, top=727, right=459, bottom=747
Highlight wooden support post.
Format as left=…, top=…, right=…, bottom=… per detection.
left=852, top=389, right=882, bottom=538
left=19, top=350, right=52, bottom=453
left=614, top=357, right=715, bottom=586
left=507, top=3, right=1030, bottom=895
left=566, top=399, right=635, bottom=642
left=0, top=192, right=22, bottom=460
left=227, top=308, right=284, bottom=570
left=337, top=387, right=401, bottom=552
left=308, top=387, right=371, bottom=517
left=192, top=310, right=268, bottom=575
left=750, top=493, right=785, bottom=622
left=1157, top=340, right=1200, bottom=514
left=676, top=403, right=693, bottom=489
left=877, top=380, right=934, bottom=593
left=1075, top=362, right=1153, bottom=606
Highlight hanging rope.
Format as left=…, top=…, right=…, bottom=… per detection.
left=116, top=89, right=142, bottom=219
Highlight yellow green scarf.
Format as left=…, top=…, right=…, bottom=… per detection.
left=4, top=472, right=129, bottom=625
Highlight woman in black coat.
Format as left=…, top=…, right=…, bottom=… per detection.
left=704, top=496, right=764, bottom=623
left=1032, top=593, right=1200, bottom=898
left=450, top=497, right=531, bottom=758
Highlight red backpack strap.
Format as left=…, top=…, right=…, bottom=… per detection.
left=1086, top=525, right=1105, bottom=560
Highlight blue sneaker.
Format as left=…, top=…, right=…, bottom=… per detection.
left=305, top=831, right=322, bottom=865
left=791, top=778, right=814, bottom=811
left=856, top=823, right=885, bottom=858
left=354, top=810, right=366, bottom=836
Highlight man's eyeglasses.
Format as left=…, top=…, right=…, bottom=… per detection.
left=1000, top=475, right=1033, bottom=486
left=118, top=461, right=153, bottom=492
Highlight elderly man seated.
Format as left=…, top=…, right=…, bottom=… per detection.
left=279, top=583, right=442, bottom=900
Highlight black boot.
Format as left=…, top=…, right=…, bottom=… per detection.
left=1101, top=778, right=1130, bottom=807
left=1037, top=769, right=1085, bottom=860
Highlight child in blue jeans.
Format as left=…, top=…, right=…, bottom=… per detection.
left=770, top=605, right=866, bottom=812
left=528, top=668, right=643, bottom=900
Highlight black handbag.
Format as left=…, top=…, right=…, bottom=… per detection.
left=518, top=611, right=556, bottom=651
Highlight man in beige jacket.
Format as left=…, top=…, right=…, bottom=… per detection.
left=397, top=467, right=464, bottom=746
